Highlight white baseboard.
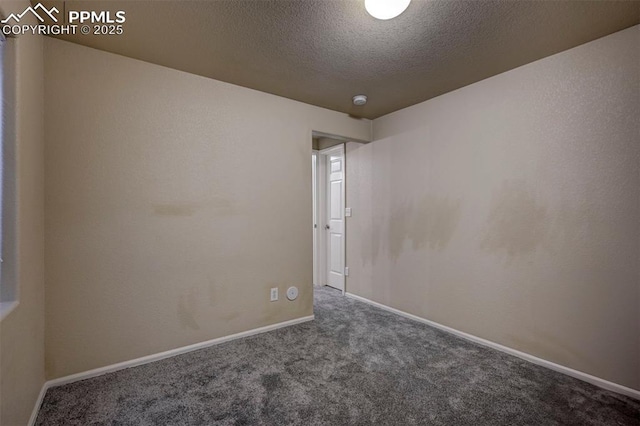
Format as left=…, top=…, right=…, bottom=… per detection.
left=27, top=381, right=48, bottom=426
left=29, top=315, right=314, bottom=425
left=345, top=292, right=640, bottom=401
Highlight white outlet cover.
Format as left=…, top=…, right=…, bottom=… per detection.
left=286, top=286, right=298, bottom=301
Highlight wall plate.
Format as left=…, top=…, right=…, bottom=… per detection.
left=286, top=286, right=298, bottom=301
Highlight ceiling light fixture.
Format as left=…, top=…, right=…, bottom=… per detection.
left=353, top=95, right=368, bottom=106
left=365, top=0, right=411, bottom=20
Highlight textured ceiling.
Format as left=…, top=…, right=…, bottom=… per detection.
left=37, top=0, right=639, bottom=119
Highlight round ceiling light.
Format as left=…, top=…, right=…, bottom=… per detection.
left=353, top=95, right=368, bottom=106
left=365, top=0, right=411, bottom=20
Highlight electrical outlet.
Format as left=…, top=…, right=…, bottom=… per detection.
left=270, top=287, right=278, bottom=302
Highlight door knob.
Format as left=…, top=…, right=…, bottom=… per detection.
left=325, top=225, right=330, bottom=230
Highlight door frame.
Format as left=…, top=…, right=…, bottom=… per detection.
left=316, top=144, right=346, bottom=295
left=312, top=150, right=319, bottom=287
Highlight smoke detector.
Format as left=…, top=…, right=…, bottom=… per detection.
left=352, top=95, right=368, bottom=106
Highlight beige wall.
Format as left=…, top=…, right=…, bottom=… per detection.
left=347, top=26, right=640, bottom=390
left=0, top=14, right=46, bottom=426
left=313, top=137, right=344, bottom=151
left=44, top=38, right=370, bottom=379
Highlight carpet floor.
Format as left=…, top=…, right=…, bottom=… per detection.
left=36, top=286, right=640, bottom=425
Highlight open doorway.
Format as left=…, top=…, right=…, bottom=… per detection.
left=312, top=137, right=346, bottom=295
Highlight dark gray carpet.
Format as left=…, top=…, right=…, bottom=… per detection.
left=36, top=286, right=640, bottom=425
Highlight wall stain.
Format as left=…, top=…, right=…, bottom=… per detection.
left=45, top=354, right=56, bottom=379
left=386, top=194, right=462, bottom=261
left=366, top=214, right=383, bottom=266
left=389, top=205, right=409, bottom=261
left=222, top=312, right=240, bottom=321
left=505, top=331, right=596, bottom=371
left=177, top=287, right=201, bottom=330
left=208, top=277, right=221, bottom=307
left=418, top=195, right=462, bottom=251
left=481, top=179, right=548, bottom=261
left=208, top=277, right=240, bottom=321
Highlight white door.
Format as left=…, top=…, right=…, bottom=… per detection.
left=312, top=152, right=318, bottom=286
left=322, top=145, right=345, bottom=292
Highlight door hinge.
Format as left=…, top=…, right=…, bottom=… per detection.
left=344, top=267, right=349, bottom=276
